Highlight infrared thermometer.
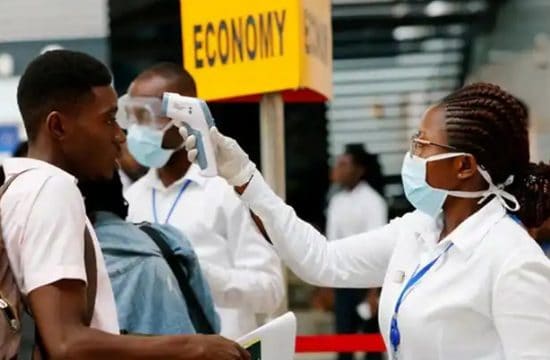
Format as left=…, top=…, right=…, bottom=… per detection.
left=161, top=92, right=217, bottom=177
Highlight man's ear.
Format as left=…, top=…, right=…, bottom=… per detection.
left=456, top=154, right=478, bottom=180
left=45, top=111, right=67, bottom=140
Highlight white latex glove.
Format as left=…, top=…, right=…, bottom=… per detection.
left=179, top=126, right=256, bottom=186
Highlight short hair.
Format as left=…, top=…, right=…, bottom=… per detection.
left=135, top=62, right=197, bottom=96
left=17, top=50, right=112, bottom=141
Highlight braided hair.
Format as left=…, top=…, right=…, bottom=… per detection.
left=440, top=82, right=550, bottom=228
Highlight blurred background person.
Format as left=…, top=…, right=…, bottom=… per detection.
left=326, top=144, right=387, bottom=360
left=122, top=63, right=285, bottom=340
left=79, top=170, right=220, bottom=336
left=327, top=144, right=387, bottom=240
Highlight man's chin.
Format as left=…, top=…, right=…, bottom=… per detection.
left=92, top=167, right=117, bottom=181
left=126, top=166, right=148, bottom=181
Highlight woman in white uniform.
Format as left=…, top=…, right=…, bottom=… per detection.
left=181, top=83, right=550, bottom=359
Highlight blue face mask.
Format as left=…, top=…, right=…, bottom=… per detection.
left=127, top=123, right=175, bottom=168
left=401, top=152, right=520, bottom=218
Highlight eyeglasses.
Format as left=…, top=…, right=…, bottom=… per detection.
left=409, top=133, right=458, bottom=156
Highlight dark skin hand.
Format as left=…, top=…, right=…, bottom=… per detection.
left=236, top=105, right=490, bottom=243
left=29, top=280, right=250, bottom=359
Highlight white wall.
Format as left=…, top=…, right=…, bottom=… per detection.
left=0, top=0, right=109, bottom=148
left=0, top=76, right=24, bottom=139
left=469, top=51, right=550, bottom=163
left=468, top=0, right=550, bottom=162
left=0, top=0, right=108, bottom=43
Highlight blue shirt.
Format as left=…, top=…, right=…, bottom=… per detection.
left=93, top=211, right=220, bottom=335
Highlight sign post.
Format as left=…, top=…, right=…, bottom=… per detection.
left=260, top=93, right=285, bottom=197
left=181, top=0, right=333, bottom=198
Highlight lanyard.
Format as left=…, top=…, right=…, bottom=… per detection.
left=509, top=214, right=522, bottom=226
left=152, top=179, right=192, bottom=224
left=389, top=242, right=453, bottom=356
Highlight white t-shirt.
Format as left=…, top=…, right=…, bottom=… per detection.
left=1, top=158, right=119, bottom=333
left=326, top=181, right=388, bottom=240
left=125, top=164, right=284, bottom=340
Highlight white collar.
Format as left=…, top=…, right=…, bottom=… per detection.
left=3, top=157, right=77, bottom=183
left=144, top=163, right=206, bottom=191
left=415, top=198, right=507, bottom=258
left=347, top=181, right=368, bottom=193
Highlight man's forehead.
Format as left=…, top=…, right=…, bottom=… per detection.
left=90, top=85, right=117, bottom=110
left=128, top=75, right=173, bottom=98
left=128, top=74, right=196, bottom=98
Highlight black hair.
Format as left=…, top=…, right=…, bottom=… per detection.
left=78, top=171, right=128, bottom=221
left=12, top=141, right=28, bottom=157
left=441, top=82, right=550, bottom=228
left=345, top=144, right=385, bottom=196
left=17, top=50, right=112, bottom=142
left=135, top=62, right=196, bottom=96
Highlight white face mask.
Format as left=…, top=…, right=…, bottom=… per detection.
left=401, top=152, right=520, bottom=218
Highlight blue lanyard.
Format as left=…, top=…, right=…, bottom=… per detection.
left=152, top=180, right=192, bottom=224
left=509, top=214, right=523, bottom=226
left=390, top=242, right=453, bottom=355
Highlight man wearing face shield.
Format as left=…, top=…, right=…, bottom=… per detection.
left=121, top=63, right=285, bottom=340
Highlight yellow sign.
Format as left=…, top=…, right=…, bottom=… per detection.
left=180, top=0, right=332, bottom=102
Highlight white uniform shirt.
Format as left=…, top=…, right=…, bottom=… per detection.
left=326, top=181, right=388, bottom=240
left=1, top=158, right=119, bottom=333
left=241, top=171, right=550, bottom=359
left=125, top=165, right=284, bottom=339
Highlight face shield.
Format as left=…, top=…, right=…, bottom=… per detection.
left=117, top=95, right=179, bottom=168
left=116, top=94, right=173, bottom=131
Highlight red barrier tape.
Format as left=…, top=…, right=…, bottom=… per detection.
left=295, top=334, right=386, bottom=353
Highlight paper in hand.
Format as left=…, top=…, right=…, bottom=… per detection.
left=237, top=312, right=297, bottom=360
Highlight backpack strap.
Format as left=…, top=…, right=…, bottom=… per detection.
left=139, top=224, right=215, bottom=334
left=0, top=169, right=33, bottom=331
left=0, top=169, right=30, bottom=197
left=0, top=168, right=97, bottom=359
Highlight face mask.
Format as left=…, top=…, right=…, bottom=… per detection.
left=126, top=123, right=175, bottom=168
left=401, top=152, right=519, bottom=218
